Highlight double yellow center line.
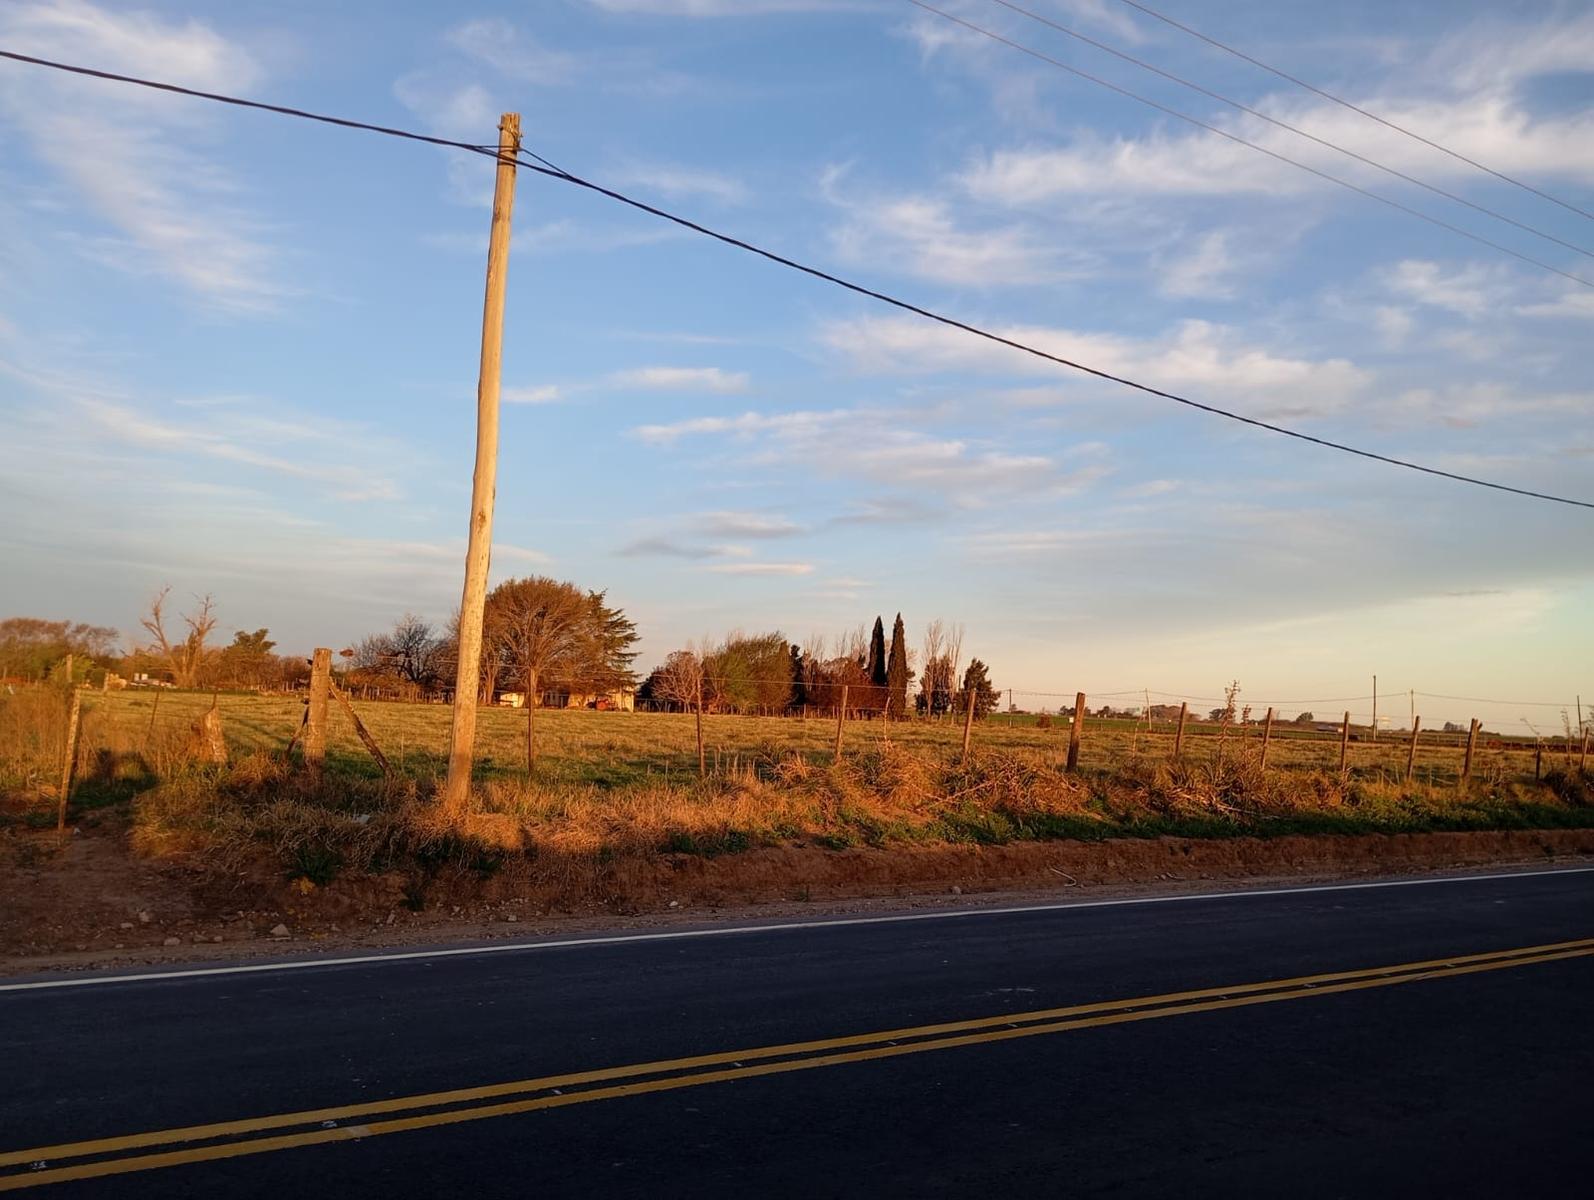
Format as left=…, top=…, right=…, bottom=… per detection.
left=3, top=936, right=1589, bottom=1190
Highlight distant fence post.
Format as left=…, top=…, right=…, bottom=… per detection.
left=1173, top=701, right=1188, bottom=759
left=305, top=647, right=332, bottom=770
left=1338, top=711, right=1350, bottom=775
left=57, top=686, right=82, bottom=835
left=1066, top=692, right=1086, bottom=773
left=1461, top=718, right=1479, bottom=786
left=834, top=684, right=848, bottom=764
left=1581, top=728, right=1589, bottom=772
left=961, top=686, right=975, bottom=763
left=1405, top=716, right=1420, bottom=782
left=1259, top=707, right=1275, bottom=770
left=1534, top=738, right=1542, bottom=781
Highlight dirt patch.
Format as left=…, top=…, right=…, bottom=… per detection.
left=2, top=817, right=1588, bottom=977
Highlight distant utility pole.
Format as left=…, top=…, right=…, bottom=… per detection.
left=1371, top=675, right=1378, bottom=743
left=442, top=112, right=521, bottom=817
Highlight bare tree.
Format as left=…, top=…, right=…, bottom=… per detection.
left=140, top=587, right=217, bottom=688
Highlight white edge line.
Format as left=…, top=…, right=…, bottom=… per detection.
left=1, top=866, right=1589, bottom=993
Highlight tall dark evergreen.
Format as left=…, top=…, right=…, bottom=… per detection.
left=886, top=613, right=909, bottom=719
left=867, top=616, right=887, bottom=689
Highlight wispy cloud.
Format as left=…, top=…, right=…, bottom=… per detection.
left=613, top=163, right=748, bottom=205
left=503, top=385, right=563, bottom=405
left=609, top=366, right=750, bottom=393
left=706, top=561, right=815, bottom=576
left=697, top=510, right=803, bottom=538
left=0, top=0, right=283, bottom=311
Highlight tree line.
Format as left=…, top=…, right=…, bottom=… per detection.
left=639, top=615, right=999, bottom=720
left=5, top=583, right=1001, bottom=723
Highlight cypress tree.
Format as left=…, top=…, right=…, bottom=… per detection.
left=867, top=616, right=887, bottom=688
left=886, top=613, right=909, bottom=719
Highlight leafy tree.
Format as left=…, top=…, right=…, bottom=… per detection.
left=0, top=618, right=118, bottom=682
left=482, top=577, right=640, bottom=769
left=703, top=632, right=792, bottom=714
left=955, top=658, right=999, bottom=720
left=217, top=629, right=276, bottom=689
left=886, top=613, right=911, bottom=719
left=1294, top=711, right=1316, bottom=725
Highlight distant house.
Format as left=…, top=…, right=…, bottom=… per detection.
left=497, top=688, right=635, bottom=712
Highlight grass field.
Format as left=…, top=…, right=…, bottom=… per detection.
left=64, top=688, right=1565, bottom=791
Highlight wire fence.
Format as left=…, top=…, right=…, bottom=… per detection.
left=9, top=679, right=1587, bottom=805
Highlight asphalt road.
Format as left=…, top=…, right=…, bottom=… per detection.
left=2, top=867, right=1590, bottom=1197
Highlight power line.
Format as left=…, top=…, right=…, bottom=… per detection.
left=967, top=0, right=1593, bottom=262
left=906, top=0, right=1594, bottom=291
left=1109, top=0, right=1594, bottom=224
left=2, top=48, right=1592, bottom=512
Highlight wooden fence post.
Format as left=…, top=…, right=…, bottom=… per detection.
left=305, top=647, right=331, bottom=770
left=1259, top=707, right=1275, bottom=769
left=1066, top=692, right=1086, bottom=773
left=1405, top=716, right=1420, bottom=782
left=1534, top=739, right=1542, bottom=781
left=57, top=687, right=82, bottom=835
left=961, top=686, right=976, bottom=762
left=1582, top=728, right=1589, bottom=772
left=1338, top=710, right=1350, bottom=775
left=331, top=680, right=390, bottom=777
left=1173, top=701, right=1188, bottom=759
left=834, top=684, right=848, bottom=763
left=1461, top=718, right=1479, bottom=786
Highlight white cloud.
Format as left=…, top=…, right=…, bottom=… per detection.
left=1158, top=231, right=1239, bottom=300
left=823, top=165, right=1094, bottom=287
left=705, top=561, right=815, bottom=576
left=609, top=366, right=750, bottom=392
left=445, top=18, right=579, bottom=84
left=820, top=315, right=1371, bottom=417
left=631, top=405, right=1108, bottom=502
left=503, top=385, right=563, bottom=405
left=1373, top=306, right=1415, bottom=349
left=586, top=0, right=860, bottom=14
left=613, top=163, right=748, bottom=205
left=697, top=511, right=804, bottom=538
left=1384, top=384, right=1592, bottom=430
left=0, top=0, right=282, bottom=310
left=1381, top=260, right=1504, bottom=318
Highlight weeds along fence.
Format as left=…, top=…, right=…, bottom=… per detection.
left=5, top=667, right=1588, bottom=820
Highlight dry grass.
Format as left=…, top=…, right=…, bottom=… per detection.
left=5, top=688, right=1590, bottom=893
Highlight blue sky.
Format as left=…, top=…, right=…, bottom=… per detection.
left=1, top=0, right=1591, bottom=730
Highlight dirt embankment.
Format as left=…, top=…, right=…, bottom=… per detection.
left=3, top=814, right=1589, bottom=977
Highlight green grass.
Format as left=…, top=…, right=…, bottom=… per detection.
left=68, top=689, right=1560, bottom=792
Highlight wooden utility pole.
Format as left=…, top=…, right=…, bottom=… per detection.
left=305, top=647, right=331, bottom=769
left=1173, top=701, right=1188, bottom=759
left=834, top=684, right=848, bottom=763
left=961, top=686, right=976, bottom=762
left=695, top=675, right=706, bottom=779
left=442, top=112, right=521, bottom=816
left=1405, top=716, right=1420, bottom=782
left=1338, top=710, right=1351, bottom=775
left=57, top=686, right=82, bottom=835
left=1371, top=675, right=1377, bottom=743
left=1259, top=707, right=1275, bottom=770
left=1461, top=718, right=1479, bottom=786
left=1066, top=692, right=1086, bottom=773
